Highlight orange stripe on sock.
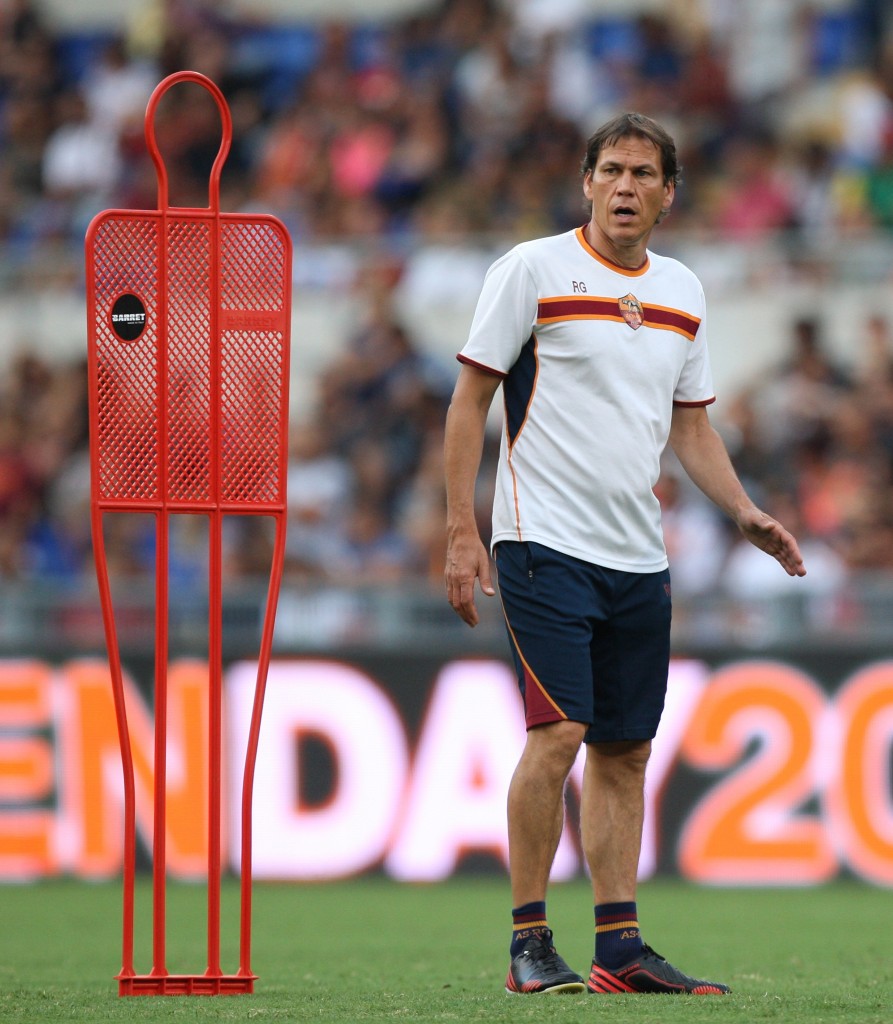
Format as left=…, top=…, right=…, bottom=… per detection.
left=595, top=920, right=639, bottom=933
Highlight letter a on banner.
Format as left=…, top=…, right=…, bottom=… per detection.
left=85, top=71, right=291, bottom=996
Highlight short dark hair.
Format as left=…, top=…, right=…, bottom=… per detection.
left=581, top=112, right=680, bottom=186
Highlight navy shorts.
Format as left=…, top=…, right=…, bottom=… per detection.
left=494, top=541, right=672, bottom=743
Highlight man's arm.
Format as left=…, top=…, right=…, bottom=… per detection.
left=668, top=403, right=807, bottom=577
left=444, top=363, right=503, bottom=626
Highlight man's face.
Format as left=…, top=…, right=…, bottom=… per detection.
left=583, top=136, right=675, bottom=254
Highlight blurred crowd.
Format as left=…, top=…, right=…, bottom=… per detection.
left=2, top=0, right=893, bottom=609
left=3, top=0, right=893, bottom=252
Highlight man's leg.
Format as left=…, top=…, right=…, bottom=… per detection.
left=581, top=738, right=730, bottom=995
left=508, top=719, right=586, bottom=905
left=504, top=719, right=587, bottom=994
left=580, top=739, right=650, bottom=903
left=582, top=740, right=650, bottom=969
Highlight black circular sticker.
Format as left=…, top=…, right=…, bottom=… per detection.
left=110, top=293, right=147, bottom=342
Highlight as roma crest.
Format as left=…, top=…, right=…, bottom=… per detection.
left=618, top=293, right=643, bottom=330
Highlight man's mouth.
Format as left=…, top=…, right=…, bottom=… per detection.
left=613, top=206, right=637, bottom=220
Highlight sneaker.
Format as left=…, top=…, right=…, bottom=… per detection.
left=588, top=944, right=731, bottom=995
left=505, top=929, right=585, bottom=994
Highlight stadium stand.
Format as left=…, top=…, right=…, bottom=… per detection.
left=1, top=0, right=893, bottom=647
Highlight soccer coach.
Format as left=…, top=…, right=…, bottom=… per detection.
left=444, top=112, right=806, bottom=996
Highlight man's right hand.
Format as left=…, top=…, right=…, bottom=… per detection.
left=445, top=530, right=495, bottom=627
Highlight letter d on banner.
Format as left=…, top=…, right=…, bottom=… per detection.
left=227, top=661, right=409, bottom=879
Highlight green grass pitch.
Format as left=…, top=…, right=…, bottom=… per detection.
left=1, top=877, right=891, bottom=1023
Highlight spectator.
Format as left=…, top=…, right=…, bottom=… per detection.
left=707, top=128, right=797, bottom=239
left=285, top=420, right=354, bottom=579
left=2, top=91, right=54, bottom=221
left=852, top=314, right=893, bottom=465
left=81, top=36, right=157, bottom=138
left=787, top=136, right=843, bottom=245
left=863, top=136, right=893, bottom=225
left=397, top=428, right=448, bottom=580
left=329, top=502, right=415, bottom=584
left=373, top=83, right=451, bottom=223
left=452, top=14, right=532, bottom=155
left=745, top=317, right=850, bottom=462
left=795, top=393, right=887, bottom=541
left=0, top=409, right=35, bottom=578
left=719, top=0, right=812, bottom=120
left=41, top=91, right=121, bottom=234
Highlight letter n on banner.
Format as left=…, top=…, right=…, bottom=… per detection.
left=55, top=659, right=210, bottom=877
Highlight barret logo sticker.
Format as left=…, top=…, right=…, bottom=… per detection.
left=110, top=293, right=147, bottom=342
left=618, top=293, right=643, bottom=330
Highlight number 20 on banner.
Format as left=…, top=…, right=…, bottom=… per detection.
left=677, top=660, right=893, bottom=886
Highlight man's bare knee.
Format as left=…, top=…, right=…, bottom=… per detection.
left=586, top=739, right=651, bottom=784
left=521, top=720, right=587, bottom=777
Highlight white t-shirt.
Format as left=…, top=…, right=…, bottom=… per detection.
left=459, top=226, right=715, bottom=572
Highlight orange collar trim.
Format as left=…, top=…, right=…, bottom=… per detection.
left=575, top=226, right=651, bottom=277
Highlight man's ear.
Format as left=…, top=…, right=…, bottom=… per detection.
left=655, top=181, right=675, bottom=224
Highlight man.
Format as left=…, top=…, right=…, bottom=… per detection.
left=443, top=112, right=806, bottom=997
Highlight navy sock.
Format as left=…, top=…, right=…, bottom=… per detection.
left=595, top=901, right=643, bottom=969
left=510, top=901, right=548, bottom=958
